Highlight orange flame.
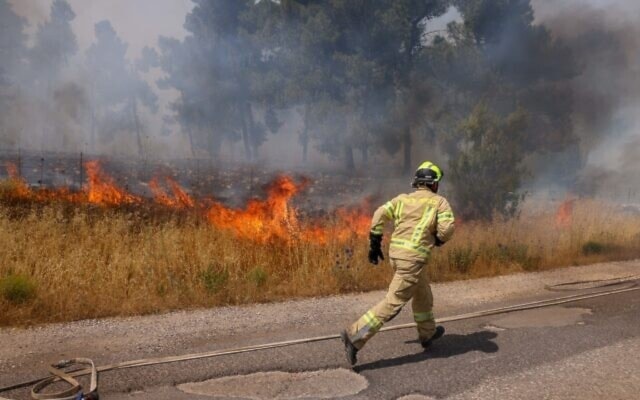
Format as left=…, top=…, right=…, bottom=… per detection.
left=2, top=161, right=372, bottom=243
left=85, top=161, right=142, bottom=206
left=149, top=176, right=195, bottom=209
left=206, top=175, right=303, bottom=242
left=556, top=196, right=575, bottom=228
left=4, top=162, right=31, bottom=198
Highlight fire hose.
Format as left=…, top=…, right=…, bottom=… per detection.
left=1, top=275, right=638, bottom=400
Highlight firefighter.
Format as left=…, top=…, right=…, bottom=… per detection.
left=340, top=161, right=455, bottom=366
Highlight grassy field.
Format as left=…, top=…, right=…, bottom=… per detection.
left=1, top=183, right=640, bottom=326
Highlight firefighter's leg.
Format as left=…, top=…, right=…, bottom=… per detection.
left=411, top=264, right=436, bottom=341
left=347, top=259, right=422, bottom=349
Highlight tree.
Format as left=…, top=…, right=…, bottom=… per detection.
left=29, top=0, right=77, bottom=89
left=448, top=103, right=528, bottom=219
left=86, top=21, right=157, bottom=156
left=0, top=0, right=27, bottom=148
left=279, top=1, right=450, bottom=170
left=27, top=0, right=78, bottom=150
left=410, top=0, right=578, bottom=219
left=374, top=0, right=450, bottom=173
left=157, top=0, right=284, bottom=162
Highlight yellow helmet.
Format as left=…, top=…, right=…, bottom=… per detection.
left=412, top=161, right=443, bottom=188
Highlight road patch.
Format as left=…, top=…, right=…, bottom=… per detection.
left=489, top=306, right=591, bottom=329
left=177, top=368, right=368, bottom=399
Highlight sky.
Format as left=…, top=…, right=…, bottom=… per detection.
left=8, top=0, right=194, bottom=58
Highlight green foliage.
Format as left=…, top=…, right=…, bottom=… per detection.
left=200, top=266, right=229, bottom=294
left=448, top=104, right=528, bottom=220
left=247, top=266, right=268, bottom=287
left=0, top=274, right=37, bottom=304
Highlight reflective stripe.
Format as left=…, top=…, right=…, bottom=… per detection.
left=363, top=310, right=382, bottom=331
left=414, top=311, right=434, bottom=323
left=390, top=239, right=430, bottom=256
left=411, top=206, right=436, bottom=243
left=394, top=201, right=404, bottom=226
left=370, top=226, right=383, bottom=235
left=382, top=202, right=394, bottom=219
left=438, top=211, right=454, bottom=221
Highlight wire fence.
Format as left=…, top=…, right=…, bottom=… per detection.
left=0, top=149, right=402, bottom=209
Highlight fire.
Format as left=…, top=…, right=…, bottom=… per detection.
left=4, top=162, right=31, bottom=197
left=2, top=161, right=372, bottom=243
left=85, top=160, right=141, bottom=206
left=206, top=175, right=303, bottom=242
left=556, top=196, right=575, bottom=227
left=149, top=176, right=195, bottom=209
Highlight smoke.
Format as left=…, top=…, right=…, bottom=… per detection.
left=530, top=0, right=640, bottom=198
left=1, top=0, right=193, bottom=158
left=2, top=0, right=640, bottom=201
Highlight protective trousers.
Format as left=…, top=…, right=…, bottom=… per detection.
left=347, top=258, right=435, bottom=350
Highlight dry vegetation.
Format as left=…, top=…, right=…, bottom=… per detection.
left=1, top=189, right=640, bottom=326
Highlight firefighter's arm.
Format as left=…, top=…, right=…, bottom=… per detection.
left=369, top=198, right=397, bottom=265
left=370, top=197, right=397, bottom=236
left=435, top=198, right=455, bottom=245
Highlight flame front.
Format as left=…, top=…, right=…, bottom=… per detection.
left=2, top=162, right=371, bottom=244
left=85, top=161, right=141, bottom=206
left=150, top=176, right=195, bottom=209
left=206, top=175, right=303, bottom=242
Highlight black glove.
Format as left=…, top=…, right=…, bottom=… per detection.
left=368, top=233, right=384, bottom=265
left=434, top=236, right=445, bottom=247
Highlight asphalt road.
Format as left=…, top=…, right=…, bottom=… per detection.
left=1, top=262, right=639, bottom=400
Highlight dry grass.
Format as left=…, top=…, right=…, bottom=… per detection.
left=1, top=196, right=639, bottom=326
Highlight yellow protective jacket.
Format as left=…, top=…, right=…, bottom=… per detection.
left=370, top=188, right=455, bottom=263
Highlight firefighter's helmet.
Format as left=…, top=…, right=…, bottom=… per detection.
left=412, top=161, right=443, bottom=188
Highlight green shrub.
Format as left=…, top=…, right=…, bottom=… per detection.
left=247, top=267, right=268, bottom=287
left=200, top=266, right=229, bottom=294
left=0, top=274, right=37, bottom=304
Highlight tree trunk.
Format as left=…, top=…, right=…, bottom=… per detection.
left=361, top=146, right=368, bottom=165
left=403, top=126, right=412, bottom=174
left=239, top=102, right=253, bottom=161
left=131, top=98, right=143, bottom=158
left=301, top=106, right=309, bottom=163
left=344, top=144, right=355, bottom=171
left=245, top=102, right=259, bottom=160
left=185, top=125, right=196, bottom=157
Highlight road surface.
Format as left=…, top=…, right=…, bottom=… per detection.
left=1, top=260, right=639, bottom=399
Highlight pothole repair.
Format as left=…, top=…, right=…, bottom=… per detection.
left=489, top=306, right=592, bottom=329
left=177, top=368, right=368, bottom=399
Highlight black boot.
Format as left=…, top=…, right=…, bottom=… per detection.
left=421, top=325, right=445, bottom=350
left=340, top=330, right=358, bottom=366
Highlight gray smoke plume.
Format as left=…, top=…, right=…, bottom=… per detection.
left=530, top=0, right=640, bottom=199
left=1, top=0, right=640, bottom=201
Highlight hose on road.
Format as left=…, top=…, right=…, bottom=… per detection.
left=1, top=275, right=638, bottom=399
